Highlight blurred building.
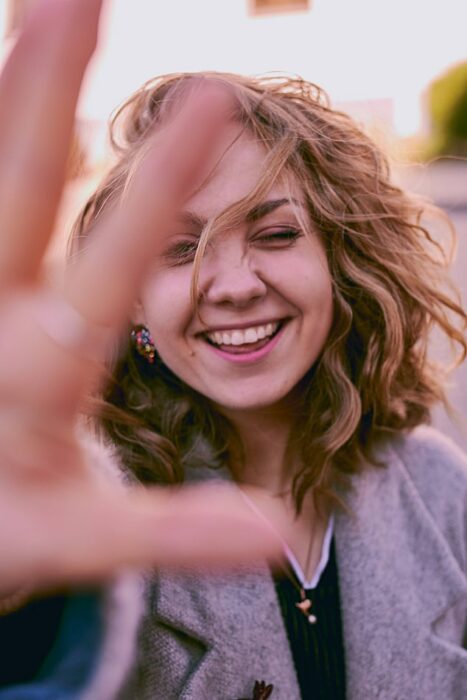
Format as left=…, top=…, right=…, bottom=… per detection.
left=249, top=0, right=311, bottom=14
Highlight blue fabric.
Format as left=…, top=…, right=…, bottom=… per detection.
left=0, top=593, right=102, bottom=700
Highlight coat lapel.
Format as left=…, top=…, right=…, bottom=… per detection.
left=334, top=442, right=467, bottom=699
left=155, top=564, right=301, bottom=699
left=150, top=463, right=301, bottom=697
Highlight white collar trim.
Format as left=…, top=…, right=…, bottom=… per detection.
left=283, top=513, right=335, bottom=589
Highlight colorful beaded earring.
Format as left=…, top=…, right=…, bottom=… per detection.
left=130, top=324, right=156, bottom=364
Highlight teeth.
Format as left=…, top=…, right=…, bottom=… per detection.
left=231, top=331, right=244, bottom=346
left=244, top=328, right=258, bottom=343
left=206, top=322, right=280, bottom=346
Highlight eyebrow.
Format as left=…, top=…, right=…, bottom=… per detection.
left=177, top=198, right=301, bottom=230
left=246, top=197, right=301, bottom=222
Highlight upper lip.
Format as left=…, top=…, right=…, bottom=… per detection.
left=198, top=318, right=287, bottom=334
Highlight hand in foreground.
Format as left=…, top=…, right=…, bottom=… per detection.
left=0, top=0, right=280, bottom=595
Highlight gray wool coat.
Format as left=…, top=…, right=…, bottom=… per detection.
left=80, top=426, right=467, bottom=700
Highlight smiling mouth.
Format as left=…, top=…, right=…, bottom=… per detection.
left=202, top=320, right=286, bottom=354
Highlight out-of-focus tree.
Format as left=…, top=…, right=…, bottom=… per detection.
left=427, top=62, right=467, bottom=158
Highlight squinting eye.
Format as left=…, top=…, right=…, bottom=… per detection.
left=164, top=241, right=198, bottom=266
left=254, top=228, right=303, bottom=246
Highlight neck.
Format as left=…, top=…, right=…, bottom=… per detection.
left=219, top=403, right=330, bottom=582
left=220, top=403, right=298, bottom=497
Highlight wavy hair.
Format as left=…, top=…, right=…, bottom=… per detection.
left=70, top=72, right=467, bottom=513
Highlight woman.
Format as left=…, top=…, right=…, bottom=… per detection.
left=0, top=1, right=466, bottom=699
left=71, top=72, right=467, bottom=700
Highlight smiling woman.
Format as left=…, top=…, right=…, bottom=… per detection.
left=72, top=73, right=466, bottom=511
left=59, top=71, right=467, bottom=697
left=133, top=132, right=333, bottom=415
left=3, top=48, right=467, bottom=699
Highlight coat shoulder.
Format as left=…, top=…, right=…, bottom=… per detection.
left=383, top=425, right=467, bottom=571
left=387, top=425, right=467, bottom=493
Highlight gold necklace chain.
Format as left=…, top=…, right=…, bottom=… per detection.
left=280, top=541, right=318, bottom=625
left=240, top=490, right=319, bottom=625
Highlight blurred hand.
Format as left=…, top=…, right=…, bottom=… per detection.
left=0, top=0, right=280, bottom=595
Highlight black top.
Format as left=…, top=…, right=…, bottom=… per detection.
left=0, top=594, right=68, bottom=685
left=273, top=537, right=346, bottom=699
left=0, top=589, right=102, bottom=694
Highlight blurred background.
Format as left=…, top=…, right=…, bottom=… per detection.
left=1, top=0, right=466, bottom=448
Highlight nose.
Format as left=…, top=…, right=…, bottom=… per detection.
left=198, top=238, right=267, bottom=308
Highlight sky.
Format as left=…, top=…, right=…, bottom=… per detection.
left=1, top=0, right=467, bottom=135
left=80, top=0, right=467, bottom=135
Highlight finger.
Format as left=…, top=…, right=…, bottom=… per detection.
left=64, top=83, right=235, bottom=328
left=0, top=483, right=284, bottom=591
left=0, top=405, right=82, bottom=477
left=0, top=290, right=105, bottom=414
left=0, top=89, right=235, bottom=416
left=91, top=484, right=285, bottom=574
left=0, top=0, right=104, bottom=290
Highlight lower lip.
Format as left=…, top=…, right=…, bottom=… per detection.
left=204, top=324, right=286, bottom=364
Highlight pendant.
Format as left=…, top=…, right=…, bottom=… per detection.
left=295, top=590, right=317, bottom=624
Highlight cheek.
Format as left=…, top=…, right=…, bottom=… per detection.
left=309, top=264, right=334, bottom=327
left=140, top=270, right=193, bottom=349
left=311, top=267, right=334, bottom=313
left=278, top=253, right=333, bottom=314
left=286, top=255, right=334, bottom=345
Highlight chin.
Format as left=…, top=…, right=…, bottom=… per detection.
left=211, top=388, right=294, bottom=413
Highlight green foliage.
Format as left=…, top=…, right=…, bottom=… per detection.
left=427, top=62, right=467, bottom=157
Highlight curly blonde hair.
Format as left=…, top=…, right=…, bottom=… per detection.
left=70, top=72, right=466, bottom=513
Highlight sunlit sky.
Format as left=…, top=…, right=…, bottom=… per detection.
left=2, top=0, right=467, bottom=135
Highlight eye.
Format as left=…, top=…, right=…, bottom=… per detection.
left=253, top=227, right=303, bottom=247
left=164, top=240, right=198, bottom=266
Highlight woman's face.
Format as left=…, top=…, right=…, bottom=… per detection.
left=138, top=128, right=334, bottom=413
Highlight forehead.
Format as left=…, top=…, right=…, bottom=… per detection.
left=185, top=125, right=299, bottom=221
